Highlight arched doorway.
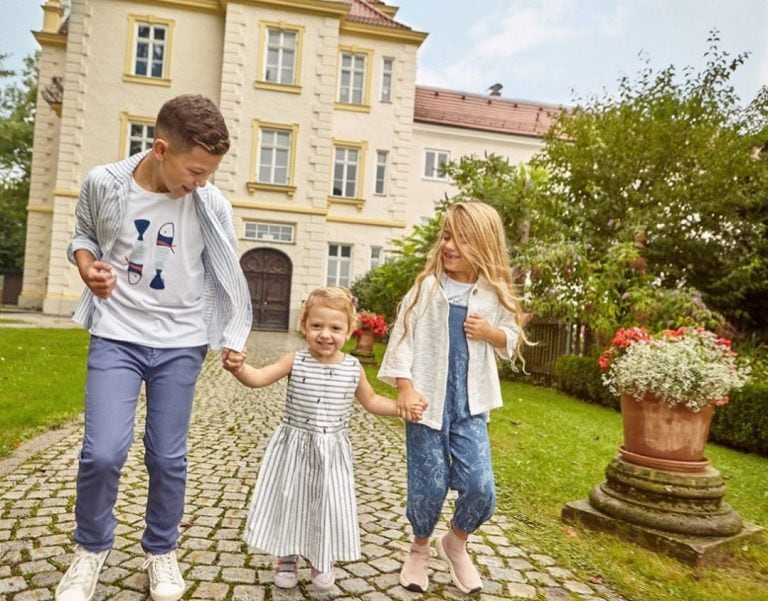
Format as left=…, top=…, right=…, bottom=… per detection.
left=240, top=248, right=292, bottom=331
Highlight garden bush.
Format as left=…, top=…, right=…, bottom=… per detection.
left=554, top=354, right=618, bottom=410
left=710, top=381, right=768, bottom=456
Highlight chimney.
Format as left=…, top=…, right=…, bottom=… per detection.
left=42, top=0, right=63, bottom=34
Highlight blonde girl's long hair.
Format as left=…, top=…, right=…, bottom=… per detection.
left=400, top=201, right=529, bottom=359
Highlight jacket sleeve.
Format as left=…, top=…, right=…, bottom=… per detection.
left=377, top=286, right=417, bottom=386
left=67, top=168, right=103, bottom=265
left=493, top=305, right=520, bottom=361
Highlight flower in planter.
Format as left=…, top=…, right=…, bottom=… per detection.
left=599, top=326, right=751, bottom=412
left=353, top=311, right=389, bottom=340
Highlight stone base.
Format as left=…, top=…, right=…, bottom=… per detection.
left=350, top=349, right=377, bottom=365
left=562, top=498, right=764, bottom=566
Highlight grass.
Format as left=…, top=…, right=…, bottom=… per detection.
left=0, top=328, right=90, bottom=456
left=3, top=332, right=767, bottom=599
left=357, top=341, right=768, bottom=601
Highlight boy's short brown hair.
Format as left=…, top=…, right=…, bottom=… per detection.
left=155, top=94, right=230, bottom=155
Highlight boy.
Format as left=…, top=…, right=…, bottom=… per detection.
left=55, top=94, right=252, bottom=601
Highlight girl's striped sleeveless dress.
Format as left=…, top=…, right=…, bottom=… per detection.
left=242, top=350, right=362, bottom=572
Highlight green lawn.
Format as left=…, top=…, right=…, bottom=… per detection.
left=2, top=332, right=767, bottom=600
left=357, top=341, right=768, bottom=601
left=0, top=328, right=90, bottom=456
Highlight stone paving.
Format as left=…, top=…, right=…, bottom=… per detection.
left=0, top=320, right=629, bottom=601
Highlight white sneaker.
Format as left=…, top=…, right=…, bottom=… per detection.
left=143, top=550, right=185, bottom=601
left=311, top=565, right=336, bottom=590
left=273, top=555, right=299, bottom=588
left=55, top=546, right=110, bottom=601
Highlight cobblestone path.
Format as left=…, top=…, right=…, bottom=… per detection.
left=0, top=330, right=627, bottom=600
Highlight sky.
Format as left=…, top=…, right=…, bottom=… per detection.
left=2, top=0, right=766, bottom=107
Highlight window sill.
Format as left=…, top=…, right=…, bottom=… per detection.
left=246, top=182, right=297, bottom=198
left=254, top=81, right=302, bottom=94
left=327, top=196, right=365, bottom=210
left=122, top=74, right=171, bottom=87
left=334, top=102, right=371, bottom=114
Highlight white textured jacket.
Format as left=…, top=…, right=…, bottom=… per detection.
left=68, top=151, right=253, bottom=351
left=378, top=274, right=519, bottom=430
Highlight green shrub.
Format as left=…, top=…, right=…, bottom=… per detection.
left=710, top=381, right=768, bottom=455
left=554, top=354, right=618, bottom=410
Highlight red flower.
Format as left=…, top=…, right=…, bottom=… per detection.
left=353, top=311, right=389, bottom=339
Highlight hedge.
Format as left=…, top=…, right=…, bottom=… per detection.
left=552, top=354, right=768, bottom=457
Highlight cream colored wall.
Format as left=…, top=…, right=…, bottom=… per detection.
left=406, top=122, right=546, bottom=225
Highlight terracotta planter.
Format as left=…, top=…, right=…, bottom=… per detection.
left=351, top=329, right=377, bottom=364
left=620, top=393, right=715, bottom=472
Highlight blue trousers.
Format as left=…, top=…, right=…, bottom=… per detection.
left=74, top=336, right=206, bottom=554
left=405, top=416, right=496, bottom=539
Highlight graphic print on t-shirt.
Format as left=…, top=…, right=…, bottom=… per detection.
left=125, top=219, right=176, bottom=290
left=126, top=219, right=150, bottom=285
left=150, top=222, right=175, bottom=290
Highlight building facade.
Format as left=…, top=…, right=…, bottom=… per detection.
left=21, top=0, right=557, bottom=330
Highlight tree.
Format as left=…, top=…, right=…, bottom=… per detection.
left=0, top=53, right=37, bottom=271
left=532, top=32, right=768, bottom=335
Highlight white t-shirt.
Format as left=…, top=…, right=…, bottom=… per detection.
left=441, top=274, right=473, bottom=307
left=91, top=179, right=207, bottom=347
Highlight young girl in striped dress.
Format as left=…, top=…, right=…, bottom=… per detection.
left=232, top=287, right=425, bottom=590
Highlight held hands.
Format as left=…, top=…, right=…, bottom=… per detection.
left=83, top=261, right=117, bottom=299
left=397, top=388, right=428, bottom=423
left=221, top=349, right=247, bottom=374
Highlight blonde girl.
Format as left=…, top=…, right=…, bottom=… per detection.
left=232, top=287, right=425, bottom=590
left=378, top=202, right=527, bottom=594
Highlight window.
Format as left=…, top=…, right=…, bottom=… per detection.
left=374, top=150, right=388, bottom=195
left=244, top=222, right=295, bottom=244
left=124, top=15, right=173, bottom=85
left=265, top=27, right=297, bottom=84
left=333, top=146, right=359, bottom=198
left=327, top=244, right=352, bottom=287
left=380, top=57, right=393, bottom=102
left=370, top=246, right=383, bottom=270
left=259, top=128, right=291, bottom=185
left=339, top=51, right=366, bottom=105
left=248, top=121, right=299, bottom=195
left=424, top=149, right=450, bottom=180
left=120, top=112, right=155, bottom=159
left=128, top=122, right=155, bottom=156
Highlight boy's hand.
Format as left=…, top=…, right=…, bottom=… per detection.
left=406, top=397, right=428, bottom=422
left=222, top=349, right=247, bottom=374
left=83, top=261, right=116, bottom=299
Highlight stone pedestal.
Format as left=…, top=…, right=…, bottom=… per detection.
left=562, top=456, right=764, bottom=565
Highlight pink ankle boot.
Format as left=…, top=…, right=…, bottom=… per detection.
left=399, top=541, right=429, bottom=592
left=436, top=530, right=482, bottom=594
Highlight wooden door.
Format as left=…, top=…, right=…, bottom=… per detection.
left=240, top=248, right=292, bottom=331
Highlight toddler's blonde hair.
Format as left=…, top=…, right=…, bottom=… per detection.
left=300, top=287, right=358, bottom=337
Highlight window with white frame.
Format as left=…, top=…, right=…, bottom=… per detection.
left=244, top=221, right=295, bottom=244
left=265, top=27, right=297, bottom=84
left=258, top=128, right=291, bottom=185
left=370, top=245, right=383, bottom=270
left=128, top=121, right=155, bottom=156
left=380, top=57, right=393, bottom=102
left=339, top=52, right=366, bottom=104
left=332, top=146, right=359, bottom=197
left=327, top=244, right=352, bottom=287
left=374, top=150, right=388, bottom=195
left=133, top=21, right=168, bottom=78
left=424, top=149, right=450, bottom=180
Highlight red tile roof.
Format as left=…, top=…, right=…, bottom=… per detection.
left=342, top=0, right=410, bottom=30
left=414, top=86, right=561, bottom=138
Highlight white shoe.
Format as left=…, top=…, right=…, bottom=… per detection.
left=273, top=555, right=299, bottom=589
left=55, top=546, right=110, bottom=601
left=311, top=565, right=335, bottom=590
left=143, top=550, right=186, bottom=601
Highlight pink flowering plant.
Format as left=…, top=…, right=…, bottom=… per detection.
left=599, top=326, right=750, bottom=412
left=353, top=311, right=389, bottom=340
